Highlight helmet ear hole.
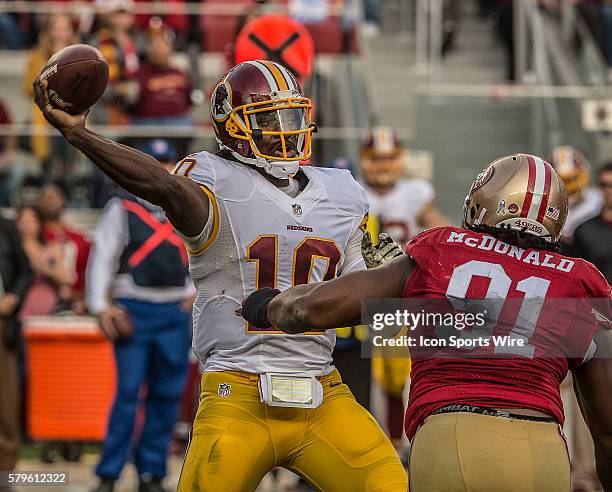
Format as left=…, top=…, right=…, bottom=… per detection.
left=470, top=206, right=477, bottom=220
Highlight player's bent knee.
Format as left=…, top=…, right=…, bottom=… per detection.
left=179, top=420, right=273, bottom=492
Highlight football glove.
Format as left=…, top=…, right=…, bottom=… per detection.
left=361, top=232, right=404, bottom=269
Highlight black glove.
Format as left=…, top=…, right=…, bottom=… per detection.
left=241, top=288, right=281, bottom=328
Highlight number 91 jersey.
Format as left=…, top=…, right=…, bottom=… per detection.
left=174, top=152, right=369, bottom=375
left=402, top=226, right=612, bottom=440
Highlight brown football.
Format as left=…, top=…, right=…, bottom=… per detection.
left=38, top=44, right=109, bottom=115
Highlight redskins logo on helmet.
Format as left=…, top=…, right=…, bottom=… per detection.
left=548, top=145, right=590, bottom=196
left=463, top=154, right=568, bottom=243
left=210, top=60, right=315, bottom=179
left=360, top=126, right=405, bottom=187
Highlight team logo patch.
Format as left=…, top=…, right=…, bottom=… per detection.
left=496, top=199, right=506, bottom=215
left=292, top=204, right=303, bottom=216
left=218, top=383, right=231, bottom=398
left=470, top=165, right=494, bottom=193
left=508, top=203, right=519, bottom=214
left=210, top=80, right=232, bottom=122
left=545, top=206, right=560, bottom=220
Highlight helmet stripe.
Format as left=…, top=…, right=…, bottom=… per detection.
left=527, top=155, right=547, bottom=220
left=246, top=60, right=279, bottom=91
left=265, top=61, right=291, bottom=91
left=521, top=155, right=537, bottom=218
left=536, top=157, right=552, bottom=222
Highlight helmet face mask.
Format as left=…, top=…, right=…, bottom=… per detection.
left=228, top=94, right=313, bottom=162
left=361, top=126, right=405, bottom=188
left=210, top=61, right=315, bottom=179
left=549, top=146, right=590, bottom=197
left=463, top=154, right=569, bottom=244
left=361, top=152, right=405, bottom=188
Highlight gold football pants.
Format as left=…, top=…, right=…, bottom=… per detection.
left=409, top=412, right=570, bottom=492
left=178, top=369, right=408, bottom=492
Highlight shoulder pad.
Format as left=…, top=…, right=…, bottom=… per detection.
left=172, top=151, right=254, bottom=202
left=304, top=167, right=368, bottom=218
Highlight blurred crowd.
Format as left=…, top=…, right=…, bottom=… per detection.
left=0, top=0, right=365, bottom=210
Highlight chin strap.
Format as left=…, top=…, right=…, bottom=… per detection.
left=217, top=140, right=300, bottom=179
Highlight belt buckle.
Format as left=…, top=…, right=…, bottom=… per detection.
left=259, top=373, right=323, bottom=409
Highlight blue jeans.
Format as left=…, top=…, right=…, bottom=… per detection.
left=95, top=299, right=191, bottom=479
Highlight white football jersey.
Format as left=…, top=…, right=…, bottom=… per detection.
left=562, top=187, right=603, bottom=240
left=363, top=178, right=434, bottom=244
left=174, top=152, right=368, bottom=375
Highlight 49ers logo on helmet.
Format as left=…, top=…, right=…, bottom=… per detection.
left=470, top=165, right=494, bottom=193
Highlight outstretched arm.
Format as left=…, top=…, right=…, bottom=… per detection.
left=33, top=80, right=208, bottom=237
left=573, top=333, right=612, bottom=491
left=241, top=254, right=415, bottom=334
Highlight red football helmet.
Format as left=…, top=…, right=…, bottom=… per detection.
left=210, top=60, right=315, bottom=179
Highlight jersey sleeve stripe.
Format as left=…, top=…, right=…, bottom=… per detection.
left=189, top=185, right=220, bottom=256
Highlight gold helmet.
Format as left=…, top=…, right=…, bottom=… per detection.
left=463, top=154, right=568, bottom=243
left=548, top=145, right=590, bottom=196
left=360, top=126, right=405, bottom=187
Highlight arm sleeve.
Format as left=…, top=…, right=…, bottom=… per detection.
left=174, top=194, right=216, bottom=255
left=171, top=153, right=219, bottom=255
left=6, top=221, right=33, bottom=303
left=86, top=199, right=129, bottom=315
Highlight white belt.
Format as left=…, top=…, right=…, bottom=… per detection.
left=258, top=373, right=324, bottom=409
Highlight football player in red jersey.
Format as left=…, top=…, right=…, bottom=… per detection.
left=241, top=153, right=612, bottom=492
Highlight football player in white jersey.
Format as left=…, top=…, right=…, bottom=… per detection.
left=34, top=61, right=407, bottom=491
left=549, top=146, right=603, bottom=255
left=361, top=126, right=448, bottom=246
left=360, top=126, right=448, bottom=449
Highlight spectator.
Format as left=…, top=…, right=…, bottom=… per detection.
left=0, top=216, right=33, bottom=473
left=0, top=98, right=25, bottom=207
left=87, top=140, right=193, bottom=492
left=16, top=205, right=85, bottom=463
left=574, top=162, right=612, bottom=281
left=38, top=184, right=91, bottom=314
left=130, top=27, right=192, bottom=155
left=131, top=27, right=192, bottom=125
left=0, top=12, right=24, bottom=49
left=133, top=1, right=189, bottom=46
left=16, top=207, right=65, bottom=317
left=24, top=13, right=79, bottom=179
left=91, top=0, right=140, bottom=125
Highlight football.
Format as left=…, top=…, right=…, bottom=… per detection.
left=37, top=44, right=109, bottom=115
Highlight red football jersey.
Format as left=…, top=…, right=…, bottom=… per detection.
left=402, top=226, right=611, bottom=440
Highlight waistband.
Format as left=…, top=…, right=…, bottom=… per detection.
left=200, top=369, right=342, bottom=396
left=431, top=404, right=558, bottom=424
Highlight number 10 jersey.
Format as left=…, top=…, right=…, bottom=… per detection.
left=175, top=152, right=369, bottom=375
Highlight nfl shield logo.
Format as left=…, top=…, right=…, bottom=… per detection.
left=292, top=204, right=303, bottom=216
left=218, top=383, right=231, bottom=398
